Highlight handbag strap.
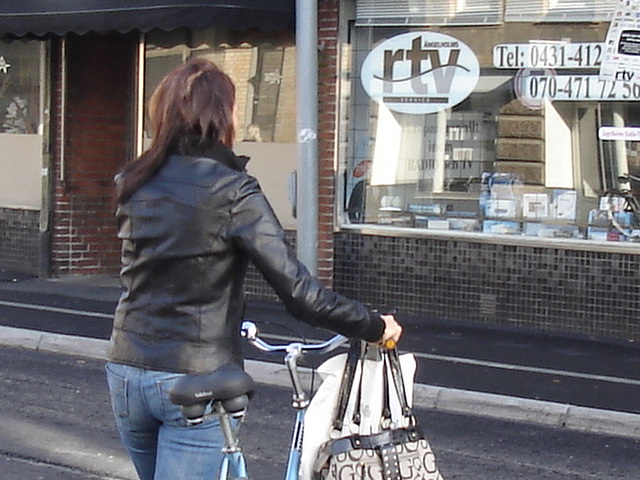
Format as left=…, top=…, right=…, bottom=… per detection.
left=385, top=348, right=414, bottom=420
left=331, top=339, right=363, bottom=431
left=381, top=356, right=392, bottom=428
left=351, top=356, right=365, bottom=426
left=331, top=342, right=414, bottom=432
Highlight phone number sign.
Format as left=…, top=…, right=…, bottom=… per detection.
left=493, top=43, right=603, bottom=69
left=516, top=71, right=640, bottom=107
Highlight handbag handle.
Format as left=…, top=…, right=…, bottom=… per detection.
left=331, top=340, right=363, bottom=431
left=384, top=348, right=414, bottom=421
left=330, top=341, right=415, bottom=432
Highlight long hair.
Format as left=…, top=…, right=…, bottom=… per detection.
left=116, top=58, right=236, bottom=203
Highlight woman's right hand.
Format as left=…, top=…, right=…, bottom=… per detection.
left=378, top=314, right=402, bottom=349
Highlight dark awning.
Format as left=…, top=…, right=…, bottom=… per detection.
left=0, top=0, right=294, bottom=37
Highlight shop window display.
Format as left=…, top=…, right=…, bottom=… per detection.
left=341, top=10, right=640, bottom=244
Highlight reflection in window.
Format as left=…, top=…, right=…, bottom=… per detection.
left=144, top=28, right=295, bottom=144
left=0, top=40, right=41, bottom=135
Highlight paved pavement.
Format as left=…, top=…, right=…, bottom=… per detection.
left=0, top=272, right=639, bottom=440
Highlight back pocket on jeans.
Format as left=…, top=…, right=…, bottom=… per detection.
left=105, top=363, right=130, bottom=418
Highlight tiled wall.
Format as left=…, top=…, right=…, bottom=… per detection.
left=244, top=230, right=296, bottom=301
left=191, top=226, right=640, bottom=342
left=0, top=208, right=40, bottom=276
left=332, top=232, right=640, bottom=342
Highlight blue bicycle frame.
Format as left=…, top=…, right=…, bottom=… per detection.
left=216, top=321, right=347, bottom=480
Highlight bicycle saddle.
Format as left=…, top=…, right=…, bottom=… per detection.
left=169, top=363, right=254, bottom=419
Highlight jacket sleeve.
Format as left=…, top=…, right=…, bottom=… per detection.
left=228, top=176, right=384, bottom=342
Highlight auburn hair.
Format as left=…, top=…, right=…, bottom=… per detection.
left=116, top=58, right=236, bottom=203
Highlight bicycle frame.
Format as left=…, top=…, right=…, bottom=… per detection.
left=218, top=411, right=306, bottom=480
left=218, top=402, right=250, bottom=479
left=216, top=321, right=347, bottom=480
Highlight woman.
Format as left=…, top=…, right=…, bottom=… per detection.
left=106, top=57, right=402, bottom=480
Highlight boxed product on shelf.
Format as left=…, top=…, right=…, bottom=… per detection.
left=551, top=189, right=577, bottom=220
left=524, top=223, right=581, bottom=238
left=482, top=220, right=520, bottom=234
left=522, top=193, right=549, bottom=219
left=485, top=198, right=517, bottom=217
left=599, top=195, right=626, bottom=213
left=587, top=209, right=611, bottom=228
left=427, top=219, right=450, bottom=230
left=588, top=227, right=623, bottom=241
left=449, top=218, right=480, bottom=231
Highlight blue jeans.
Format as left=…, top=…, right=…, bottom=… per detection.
left=105, top=362, right=227, bottom=480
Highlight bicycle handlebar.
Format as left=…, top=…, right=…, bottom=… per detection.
left=241, top=320, right=348, bottom=409
left=240, top=320, right=348, bottom=355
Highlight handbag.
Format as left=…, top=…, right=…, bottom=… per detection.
left=312, top=341, right=444, bottom=480
left=299, top=346, right=416, bottom=480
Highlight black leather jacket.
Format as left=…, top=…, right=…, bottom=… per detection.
left=108, top=145, right=384, bottom=374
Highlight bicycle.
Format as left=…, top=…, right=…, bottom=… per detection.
left=169, top=320, right=348, bottom=480
left=602, top=173, right=640, bottom=240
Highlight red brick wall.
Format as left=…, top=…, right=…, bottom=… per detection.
left=317, top=0, right=340, bottom=285
left=50, top=33, right=137, bottom=275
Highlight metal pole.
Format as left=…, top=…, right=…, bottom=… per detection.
left=296, top=0, right=318, bottom=275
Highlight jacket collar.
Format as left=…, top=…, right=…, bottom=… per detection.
left=169, top=137, right=249, bottom=172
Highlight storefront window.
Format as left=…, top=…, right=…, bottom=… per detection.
left=341, top=2, right=640, bottom=243
left=144, top=28, right=296, bottom=144
left=0, top=38, right=44, bottom=210
left=0, top=40, right=41, bottom=135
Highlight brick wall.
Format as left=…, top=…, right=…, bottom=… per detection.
left=317, top=0, right=340, bottom=286
left=50, top=33, right=137, bottom=275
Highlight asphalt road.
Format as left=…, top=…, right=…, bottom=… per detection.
left=0, top=345, right=638, bottom=480
left=1, top=283, right=640, bottom=416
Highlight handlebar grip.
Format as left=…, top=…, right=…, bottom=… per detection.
left=383, top=339, right=397, bottom=350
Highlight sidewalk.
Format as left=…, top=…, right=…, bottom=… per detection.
left=0, top=273, right=639, bottom=439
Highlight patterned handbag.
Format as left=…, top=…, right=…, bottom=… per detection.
left=312, top=341, right=444, bottom=480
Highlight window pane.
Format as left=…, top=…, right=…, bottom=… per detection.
left=504, top=0, right=615, bottom=23
left=342, top=24, right=640, bottom=243
left=356, top=0, right=502, bottom=26
left=0, top=39, right=43, bottom=210
left=345, top=27, right=508, bottom=231
left=0, top=40, right=41, bottom=135
left=144, top=28, right=296, bottom=144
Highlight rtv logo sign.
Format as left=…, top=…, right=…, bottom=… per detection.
left=361, top=32, right=479, bottom=115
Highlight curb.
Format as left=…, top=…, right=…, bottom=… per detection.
left=2, top=325, right=639, bottom=440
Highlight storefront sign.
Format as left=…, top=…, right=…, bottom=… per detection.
left=516, top=72, right=640, bottom=102
left=361, top=32, right=479, bottom=115
left=493, top=42, right=603, bottom=69
left=598, top=126, right=640, bottom=141
left=600, top=0, right=640, bottom=82
left=369, top=110, right=488, bottom=186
